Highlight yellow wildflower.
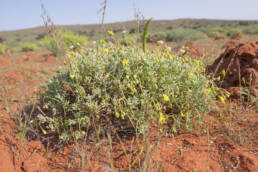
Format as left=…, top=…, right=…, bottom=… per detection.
left=205, top=89, right=211, bottom=95
left=159, top=113, right=165, bottom=123
left=127, top=83, right=131, bottom=88
left=162, top=94, right=170, bottom=102
left=221, top=69, right=226, bottom=77
left=107, top=30, right=114, bottom=36
left=217, top=76, right=221, bottom=81
left=104, top=48, right=109, bottom=53
left=79, top=48, right=84, bottom=53
left=70, top=74, right=75, bottom=79
left=126, top=75, right=129, bottom=79
left=100, top=39, right=106, bottom=44
left=104, top=74, right=109, bottom=79
left=96, top=115, right=100, bottom=119
left=115, top=112, right=120, bottom=118
left=43, top=104, right=49, bottom=109
left=180, top=112, right=185, bottom=118
left=219, top=96, right=226, bottom=103
left=41, top=128, right=47, bottom=135
left=68, top=51, right=75, bottom=56
left=121, top=111, right=125, bottom=120
left=122, top=60, right=129, bottom=65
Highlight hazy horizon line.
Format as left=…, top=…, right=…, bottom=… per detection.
left=1, top=17, right=257, bottom=32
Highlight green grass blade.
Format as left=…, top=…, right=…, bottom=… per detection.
left=142, top=19, right=151, bottom=53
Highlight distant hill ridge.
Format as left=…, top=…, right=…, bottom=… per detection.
left=0, top=18, right=257, bottom=43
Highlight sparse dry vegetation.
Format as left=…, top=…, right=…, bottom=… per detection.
left=0, top=2, right=257, bottom=171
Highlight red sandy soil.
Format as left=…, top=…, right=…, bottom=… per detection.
left=0, top=47, right=257, bottom=171
left=231, top=34, right=243, bottom=40
left=214, top=36, right=225, bottom=41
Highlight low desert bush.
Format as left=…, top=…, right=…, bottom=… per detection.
left=198, top=27, right=225, bottom=37
left=62, top=31, right=87, bottom=50
left=242, top=25, right=258, bottom=35
left=147, top=32, right=166, bottom=42
left=0, top=36, right=5, bottom=43
left=0, top=43, right=6, bottom=54
left=224, top=27, right=241, bottom=37
left=198, top=26, right=242, bottom=37
left=35, top=41, right=216, bottom=143
left=39, top=31, right=87, bottom=56
left=22, top=43, right=37, bottom=52
left=39, top=31, right=64, bottom=56
left=166, top=28, right=207, bottom=42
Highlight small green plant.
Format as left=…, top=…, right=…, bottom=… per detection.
left=166, top=28, right=207, bottom=42
left=120, top=36, right=136, bottom=46
left=147, top=32, right=166, bottom=43
left=142, top=19, right=151, bottom=53
left=39, top=31, right=87, bottom=56
left=198, top=26, right=241, bottom=38
left=22, top=43, right=37, bottom=52
left=34, top=41, right=217, bottom=144
left=224, top=27, right=241, bottom=37
left=198, top=26, right=225, bottom=37
left=62, top=31, right=87, bottom=50
left=39, top=31, right=64, bottom=56
left=242, top=24, right=258, bottom=35
left=0, top=43, right=6, bottom=54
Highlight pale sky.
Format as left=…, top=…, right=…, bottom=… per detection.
left=0, top=0, right=258, bottom=31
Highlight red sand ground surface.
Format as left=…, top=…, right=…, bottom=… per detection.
left=0, top=43, right=257, bottom=171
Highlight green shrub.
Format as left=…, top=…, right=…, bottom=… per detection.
left=147, top=32, right=166, bottom=42
left=62, top=31, right=87, bottom=50
left=166, top=28, right=207, bottom=42
left=198, top=27, right=225, bottom=37
left=0, top=36, right=5, bottom=43
left=0, top=43, right=6, bottom=54
left=120, top=36, right=136, bottom=46
left=224, top=27, right=241, bottom=37
left=39, top=31, right=64, bottom=56
left=35, top=42, right=216, bottom=143
left=242, top=25, right=258, bottom=35
left=39, top=31, right=87, bottom=56
left=22, top=43, right=37, bottom=52
left=198, top=26, right=241, bottom=37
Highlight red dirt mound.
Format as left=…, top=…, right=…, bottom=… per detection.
left=231, top=34, right=242, bottom=40
left=2, top=52, right=11, bottom=58
left=186, top=46, right=203, bottom=58
left=208, top=42, right=258, bottom=97
left=0, top=59, right=10, bottom=66
left=22, top=51, right=42, bottom=62
left=214, top=36, right=225, bottom=40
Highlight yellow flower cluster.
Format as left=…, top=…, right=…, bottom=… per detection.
left=100, top=39, right=106, bottom=44
left=104, top=74, right=109, bottom=79
left=219, top=96, right=226, bottom=103
left=68, top=50, right=75, bottom=56
left=104, top=48, right=109, bottom=53
left=43, top=104, right=49, bottom=109
left=162, top=94, right=170, bottom=102
left=159, top=113, right=165, bottom=123
left=205, top=89, right=211, bottom=95
left=107, top=30, right=114, bottom=36
left=70, top=74, right=75, bottom=79
left=122, top=60, right=129, bottom=65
